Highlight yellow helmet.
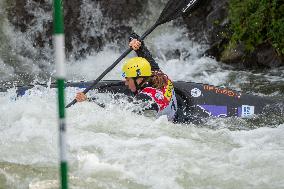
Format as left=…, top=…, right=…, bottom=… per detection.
left=122, top=57, right=152, bottom=78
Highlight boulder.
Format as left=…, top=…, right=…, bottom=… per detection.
left=220, top=43, right=246, bottom=65
left=254, top=43, right=283, bottom=68
left=182, top=0, right=230, bottom=48
left=182, top=0, right=283, bottom=67
left=220, top=42, right=283, bottom=68
left=6, top=0, right=146, bottom=59
left=97, top=0, right=145, bottom=21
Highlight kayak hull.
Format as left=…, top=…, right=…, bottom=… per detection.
left=14, top=80, right=279, bottom=122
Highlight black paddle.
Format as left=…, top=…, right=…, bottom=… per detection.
left=66, top=0, right=202, bottom=108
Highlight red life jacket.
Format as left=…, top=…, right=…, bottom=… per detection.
left=139, top=79, right=177, bottom=121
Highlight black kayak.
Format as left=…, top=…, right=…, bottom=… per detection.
left=9, top=80, right=280, bottom=123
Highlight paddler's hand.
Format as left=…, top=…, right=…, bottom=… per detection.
left=129, top=39, right=141, bottom=51
left=75, top=92, right=87, bottom=102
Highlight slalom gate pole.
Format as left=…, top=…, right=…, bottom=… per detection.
left=53, top=0, right=68, bottom=188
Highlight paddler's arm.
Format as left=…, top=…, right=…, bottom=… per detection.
left=75, top=92, right=105, bottom=108
left=129, top=33, right=160, bottom=71
left=76, top=92, right=87, bottom=102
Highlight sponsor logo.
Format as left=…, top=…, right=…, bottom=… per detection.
left=182, top=0, right=197, bottom=13
left=203, top=85, right=241, bottom=99
left=198, top=105, right=227, bottom=117
left=155, top=92, right=164, bottom=100
left=241, top=105, right=255, bottom=117
left=164, top=80, right=174, bottom=101
left=136, top=69, right=141, bottom=76
left=191, top=88, right=202, bottom=98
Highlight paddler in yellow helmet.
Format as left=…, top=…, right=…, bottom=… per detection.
left=76, top=33, right=178, bottom=121
left=122, top=57, right=152, bottom=92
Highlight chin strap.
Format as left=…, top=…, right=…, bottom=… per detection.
left=133, top=77, right=148, bottom=94
left=133, top=77, right=141, bottom=93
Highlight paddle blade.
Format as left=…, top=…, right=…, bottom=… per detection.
left=156, top=0, right=202, bottom=25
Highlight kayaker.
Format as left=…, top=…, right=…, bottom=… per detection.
left=76, top=33, right=178, bottom=121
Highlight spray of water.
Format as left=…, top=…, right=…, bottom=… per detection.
left=0, top=0, right=284, bottom=188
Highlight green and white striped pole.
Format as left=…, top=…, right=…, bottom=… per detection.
left=53, top=0, right=68, bottom=188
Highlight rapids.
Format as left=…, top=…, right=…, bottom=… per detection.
left=0, top=0, right=284, bottom=188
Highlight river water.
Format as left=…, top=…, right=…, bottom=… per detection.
left=0, top=0, right=284, bottom=189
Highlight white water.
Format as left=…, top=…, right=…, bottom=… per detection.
left=1, top=86, right=284, bottom=188
left=1, top=31, right=284, bottom=188
left=1, top=0, right=284, bottom=188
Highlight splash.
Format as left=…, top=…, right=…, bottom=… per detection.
left=1, top=86, right=284, bottom=188
left=0, top=0, right=284, bottom=188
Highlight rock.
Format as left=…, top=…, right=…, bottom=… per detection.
left=182, top=0, right=231, bottom=60
left=220, top=43, right=246, bottom=64
left=6, top=0, right=146, bottom=59
left=220, top=42, right=283, bottom=68
left=254, top=43, right=283, bottom=67
left=95, top=0, right=147, bottom=50
left=183, top=0, right=229, bottom=45
left=182, top=0, right=283, bottom=68
left=6, top=0, right=53, bottom=61
left=96, top=0, right=146, bottom=21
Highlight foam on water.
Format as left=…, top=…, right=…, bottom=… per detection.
left=1, top=84, right=284, bottom=188
left=1, top=2, right=284, bottom=188
left=67, top=29, right=231, bottom=87
left=0, top=59, right=15, bottom=81
left=1, top=35, right=284, bottom=189
left=67, top=48, right=123, bottom=81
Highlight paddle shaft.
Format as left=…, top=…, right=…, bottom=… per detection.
left=65, top=24, right=159, bottom=108
left=66, top=0, right=203, bottom=108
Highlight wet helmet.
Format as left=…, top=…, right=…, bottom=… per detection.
left=122, top=57, right=152, bottom=78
